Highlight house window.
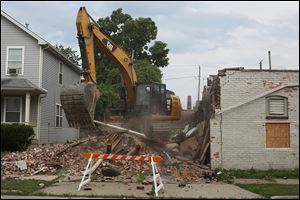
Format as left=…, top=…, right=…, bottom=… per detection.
left=56, top=104, right=63, bottom=127
left=6, top=47, right=24, bottom=75
left=4, top=97, right=22, bottom=122
left=266, top=123, right=290, bottom=148
left=266, top=96, right=288, bottom=119
left=58, top=62, right=63, bottom=84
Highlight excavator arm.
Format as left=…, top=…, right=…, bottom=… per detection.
left=61, top=7, right=137, bottom=128
left=77, top=7, right=137, bottom=108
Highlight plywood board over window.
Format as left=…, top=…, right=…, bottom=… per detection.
left=266, top=123, right=290, bottom=148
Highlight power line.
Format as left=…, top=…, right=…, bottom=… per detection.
left=167, top=64, right=199, bottom=66
left=166, top=65, right=221, bottom=69
left=162, top=76, right=207, bottom=81
left=167, top=65, right=199, bottom=67
left=162, top=75, right=198, bottom=80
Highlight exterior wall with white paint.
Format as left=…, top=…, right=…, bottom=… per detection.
left=210, top=69, right=299, bottom=170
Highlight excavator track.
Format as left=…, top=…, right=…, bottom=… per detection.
left=60, top=82, right=100, bottom=128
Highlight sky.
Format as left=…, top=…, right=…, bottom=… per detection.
left=1, top=1, right=299, bottom=109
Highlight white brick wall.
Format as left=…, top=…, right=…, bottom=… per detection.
left=211, top=70, right=299, bottom=170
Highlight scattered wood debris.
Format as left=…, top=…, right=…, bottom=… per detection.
left=1, top=124, right=216, bottom=184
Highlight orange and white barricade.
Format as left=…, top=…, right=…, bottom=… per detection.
left=78, top=153, right=164, bottom=197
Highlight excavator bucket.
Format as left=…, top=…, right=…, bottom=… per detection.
left=60, top=82, right=100, bottom=128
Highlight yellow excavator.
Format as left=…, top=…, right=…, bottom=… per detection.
left=60, top=7, right=181, bottom=130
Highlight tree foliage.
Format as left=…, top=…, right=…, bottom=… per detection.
left=94, top=83, right=120, bottom=120
left=134, top=59, right=162, bottom=82
left=94, top=8, right=169, bottom=118
left=55, top=44, right=81, bottom=65
left=95, top=8, right=169, bottom=82
left=149, top=41, right=169, bottom=68
left=97, top=8, right=166, bottom=64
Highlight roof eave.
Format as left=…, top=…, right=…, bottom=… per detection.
left=1, top=88, right=47, bottom=94
left=42, top=44, right=82, bottom=74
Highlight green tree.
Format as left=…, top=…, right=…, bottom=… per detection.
left=55, top=44, right=81, bottom=65
left=97, top=8, right=168, bottom=65
left=134, top=59, right=162, bottom=82
left=149, top=41, right=169, bottom=68
left=94, top=83, right=120, bottom=120
left=94, top=8, right=169, bottom=119
left=95, top=8, right=169, bottom=83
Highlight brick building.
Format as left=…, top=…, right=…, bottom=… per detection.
left=201, top=67, right=298, bottom=170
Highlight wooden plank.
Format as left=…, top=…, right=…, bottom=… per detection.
left=199, top=142, right=210, bottom=163
left=193, top=124, right=210, bottom=160
left=266, top=123, right=290, bottom=148
left=56, top=137, right=92, bottom=156
left=84, top=159, right=103, bottom=175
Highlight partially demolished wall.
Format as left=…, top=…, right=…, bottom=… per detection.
left=209, top=68, right=299, bottom=170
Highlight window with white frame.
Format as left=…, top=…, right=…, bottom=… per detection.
left=266, top=96, right=288, bottom=119
left=58, top=62, right=63, bottom=84
left=6, top=47, right=24, bottom=75
left=56, top=104, right=63, bottom=127
left=4, top=97, right=22, bottom=122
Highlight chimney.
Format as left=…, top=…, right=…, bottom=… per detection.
left=187, top=96, right=192, bottom=110
left=25, top=22, right=29, bottom=29
left=259, top=60, right=263, bottom=70
left=268, top=50, right=271, bottom=70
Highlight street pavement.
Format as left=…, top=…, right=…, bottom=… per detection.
left=2, top=179, right=298, bottom=199
left=1, top=195, right=115, bottom=199
left=39, top=181, right=263, bottom=199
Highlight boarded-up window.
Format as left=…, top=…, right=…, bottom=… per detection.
left=266, top=123, right=290, bottom=148
left=266, top=96, right=288, bottom=119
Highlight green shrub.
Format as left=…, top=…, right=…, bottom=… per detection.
left=1, top=123, right=34, bottom=151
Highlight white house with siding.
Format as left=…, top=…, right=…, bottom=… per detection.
left=1, top=10, right=82, bottom=144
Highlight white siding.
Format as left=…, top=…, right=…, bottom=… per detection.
left=1, top=12, right=81, bottom=144
left=40, top=50, right=80, bottom=144
left=1, top=15, right=40, bottom=86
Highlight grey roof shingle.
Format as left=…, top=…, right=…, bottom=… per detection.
left=1, top=78, right=47, bottom=94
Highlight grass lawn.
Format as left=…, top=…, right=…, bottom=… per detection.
left=218, top=168, right=299, bottom=182
left=1, top=178, right=55, bottom=195
left=236, top=183, right=299, bottom=198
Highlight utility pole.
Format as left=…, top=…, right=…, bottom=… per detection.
left=197, top=65, right=201, bottom=102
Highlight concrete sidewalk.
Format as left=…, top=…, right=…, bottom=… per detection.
left=40, top=182, right=262, bottom=199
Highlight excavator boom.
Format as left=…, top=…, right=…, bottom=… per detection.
left=61, top=7, right=181, bottom=130
left=61, top=7, right=137, bottom=128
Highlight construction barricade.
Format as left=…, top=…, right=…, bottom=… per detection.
left=78, top=153, right=164, bottom=197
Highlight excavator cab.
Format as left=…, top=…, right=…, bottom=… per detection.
left=135, top=82, right=169, bottom=116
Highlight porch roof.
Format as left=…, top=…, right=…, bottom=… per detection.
left=1, top=78, right=47, bottom=95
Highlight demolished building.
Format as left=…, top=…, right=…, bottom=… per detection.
left=196, top=67, right=299, bottom=170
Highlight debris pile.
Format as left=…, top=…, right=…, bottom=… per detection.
left=1, top=123, right=216, bottom=184
left=1, top=135, right=103, bottom=177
